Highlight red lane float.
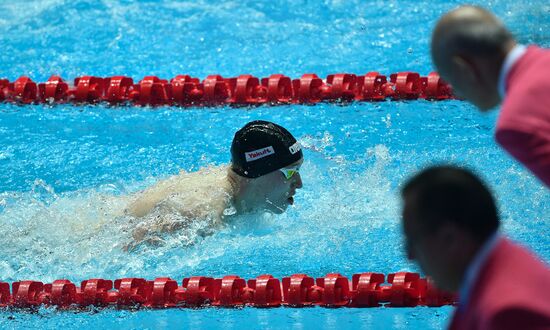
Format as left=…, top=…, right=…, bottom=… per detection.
left=149, top=277, right=179, bottom=308
left=0, top=79, right=9, bottom=102
left=170, top=75, right=202, bottom=105
left=247, top=274, right=282, bottom=307
left=0, top=72, right=455, bottom=107
left=183, top=276, right=219, bottom=306
left=73, top=76, right=106, bottom=103
left=326, top=73, right=357, bottom=101
left=132, top=76, right=172, bottom=106
left=384, top=272, right=425, bottom=307
left=282, top=274, right=315, bottom=306
left=12, top=281, right=44, bottom=307
left=422, top=72, right=454, bottom=100
left=215, top=275, right=247, bottom=307
left=38, top=76, right=69, bottom=103
left=50, top=279, right=77, bottom=307
left=79, top=278, right=113, bottom=306
left=261, top=74, right=293, bottom=103
left=0, top=272, right=456, bottom=310
left=357, top=72, right=390, bottom=101
left=105, top=76, right=134, bottom=104
left=12, top=76, right=38, bottom=104
left=350, top=272, right=385, bottom=307
left=390, top=72, right=423, bottom=100
left=0, top=282, right=10, bottom=307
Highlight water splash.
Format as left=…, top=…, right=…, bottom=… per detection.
left=0, top=149, right=404, bottom=282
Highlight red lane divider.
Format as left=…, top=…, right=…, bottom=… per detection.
left=0, top=272, right=456, bottom=309
left=0, top=72, right=455, bottom=107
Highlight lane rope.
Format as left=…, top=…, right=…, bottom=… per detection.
left=0, top=272, right=456, bottom=309
left=0, top=72, right=454, bottom=107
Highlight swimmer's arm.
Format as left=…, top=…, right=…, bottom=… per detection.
left=124, top=209, right=222, bottom=252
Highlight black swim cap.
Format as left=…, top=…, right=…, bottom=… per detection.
left=231, top=120, right=303, bottom=178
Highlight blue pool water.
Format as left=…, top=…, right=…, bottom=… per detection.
left=0, top=0, right=549, bottom=329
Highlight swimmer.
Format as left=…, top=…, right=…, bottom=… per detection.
left=125, top=120, right=303, bottom=249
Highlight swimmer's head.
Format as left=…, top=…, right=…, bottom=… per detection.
left=431, top=6, right=515, bottom=111
left=229, top=120, right=304, bottom=214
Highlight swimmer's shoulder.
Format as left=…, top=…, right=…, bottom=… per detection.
left=126, top=165, right=231, bottom=218
left=125, top=172, right=187, bottom=218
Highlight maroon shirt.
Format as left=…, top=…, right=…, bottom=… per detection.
left=449, top=237, right=550, bottom=330
left=496, top=46, right=550, bottom=187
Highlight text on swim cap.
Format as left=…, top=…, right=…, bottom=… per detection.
left=245, top=146, right=275, bottom=162
left=289, top=141, right=301, bottom=155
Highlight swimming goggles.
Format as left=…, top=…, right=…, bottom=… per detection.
left=279, top=165, right=300, bottom=180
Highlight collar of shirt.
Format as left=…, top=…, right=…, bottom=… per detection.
left=457, top=232, right=501, bottom=313
left=498, top=44, right=527, bottom=98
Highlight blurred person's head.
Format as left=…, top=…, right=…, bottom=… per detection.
left=401, top=165, right=499, bottom=291
left=431, top=5, right=515, bottom=111
left=229, top=120, right=303, bottom=214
